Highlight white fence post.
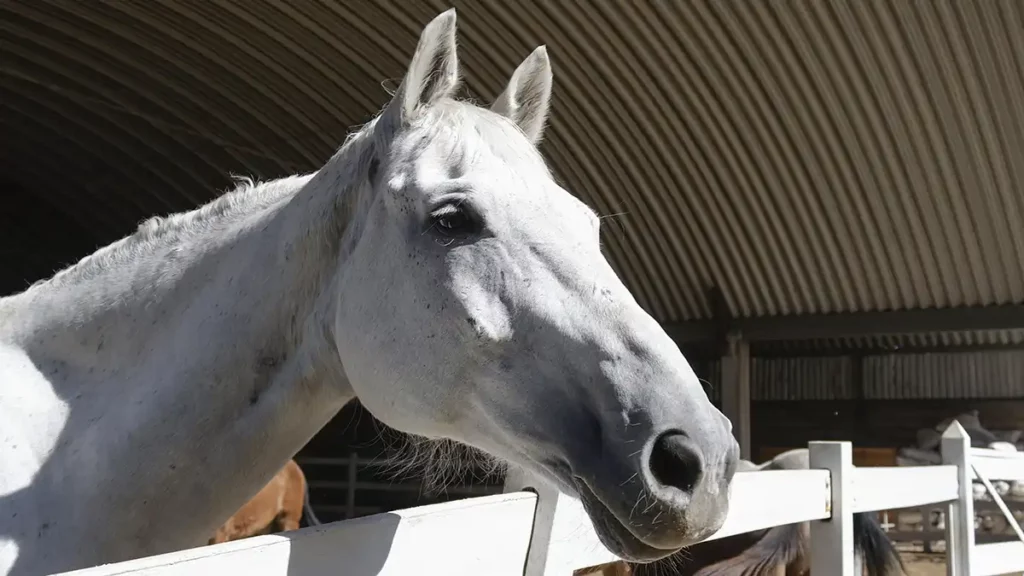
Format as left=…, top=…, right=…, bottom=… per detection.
left=809, top=441, right=855, bottom=575
left=503, top=466, right=561, bottom=576
left=941, top=421, right=973, bottom=576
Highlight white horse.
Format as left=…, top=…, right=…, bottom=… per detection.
left=0, top=10, right=739, bottom=575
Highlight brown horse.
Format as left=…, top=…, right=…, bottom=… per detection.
left=579, top=449, right=904, bottom=576
left=209, top=459, right=321, bottom=544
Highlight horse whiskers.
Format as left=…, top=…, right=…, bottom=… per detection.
left=629, top=490, right=646, bottom=520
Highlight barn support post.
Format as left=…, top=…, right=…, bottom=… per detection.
left=809, top=441, right=855, bottom=575
left=720, top=331, right=751, bottom=460
left=941, top=422, right=973, bottom=576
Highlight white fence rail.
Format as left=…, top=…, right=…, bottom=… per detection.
left=55, top=422, right=1024, bottom=576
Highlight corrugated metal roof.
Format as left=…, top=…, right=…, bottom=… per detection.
left=3, top=0, right=1024, bottom=326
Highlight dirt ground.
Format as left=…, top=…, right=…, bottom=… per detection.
left=901, top=552, right=947, bottom=576
left=901, top=551, right=1023, bottom=576
left=574, top=552, right=1019, bottom=575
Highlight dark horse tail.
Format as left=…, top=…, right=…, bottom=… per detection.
left=302, top=480, right=322, bottom=527
left=855, top=511, right=904, bottom=576
left=691, top=512, right=903, bottom=576
left=691, top=523, right=808, bottom=576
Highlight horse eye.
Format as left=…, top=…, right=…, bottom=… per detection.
left=429, top=204, right=477, bottom=237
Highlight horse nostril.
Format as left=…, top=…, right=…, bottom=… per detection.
left=648, top=431, right=705, bottom=494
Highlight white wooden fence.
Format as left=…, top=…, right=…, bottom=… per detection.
left=54, top=422, right=1024, bottom=576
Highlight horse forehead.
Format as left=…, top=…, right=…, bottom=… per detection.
left=405, top=141, right=574, bottom=211
left=403, top=111, right=544, bottom=173
left=409, top=144, right=539, bottom=191
left=398, top=111, right=599, bottom=227
left=468, top=173, right=598, bottom=234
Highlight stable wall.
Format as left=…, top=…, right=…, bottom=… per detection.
left=752, top=398, right=1024, bottom=454
left=692, top=349, right=1024, bottom=459
left=691, top=350, right=1024, bottom=403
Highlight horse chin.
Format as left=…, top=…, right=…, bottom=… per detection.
left=571, top=478, right=682, bottom=564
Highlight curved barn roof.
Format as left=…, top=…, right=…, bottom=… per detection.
left=3, top=1, right=1024, bottom=350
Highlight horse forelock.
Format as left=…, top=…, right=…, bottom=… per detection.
left=401, top=98, right=552, bottom=178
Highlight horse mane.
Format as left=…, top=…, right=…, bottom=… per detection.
left=19, top=120, right=381, bottom=296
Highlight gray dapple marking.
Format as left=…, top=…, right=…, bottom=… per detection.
left=0, top=10, right=738, bottom=574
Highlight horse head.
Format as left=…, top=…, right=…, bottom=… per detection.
left=326, top=10, right=739, bottom=561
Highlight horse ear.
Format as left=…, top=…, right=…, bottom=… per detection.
left=491, top=46, right=553, bottom=145
left=382, top=9, right=460, bottom=128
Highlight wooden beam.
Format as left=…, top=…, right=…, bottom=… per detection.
left=745, top=343, right=1024, bottom=359
left=664, top=305, right=1024, bottom=344
left=705, top=285, right=733, bottom=357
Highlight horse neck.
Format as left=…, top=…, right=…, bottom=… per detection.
left=18, top=173, right=351, bottom=391
left=9, top=170, right=364, bottom=556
